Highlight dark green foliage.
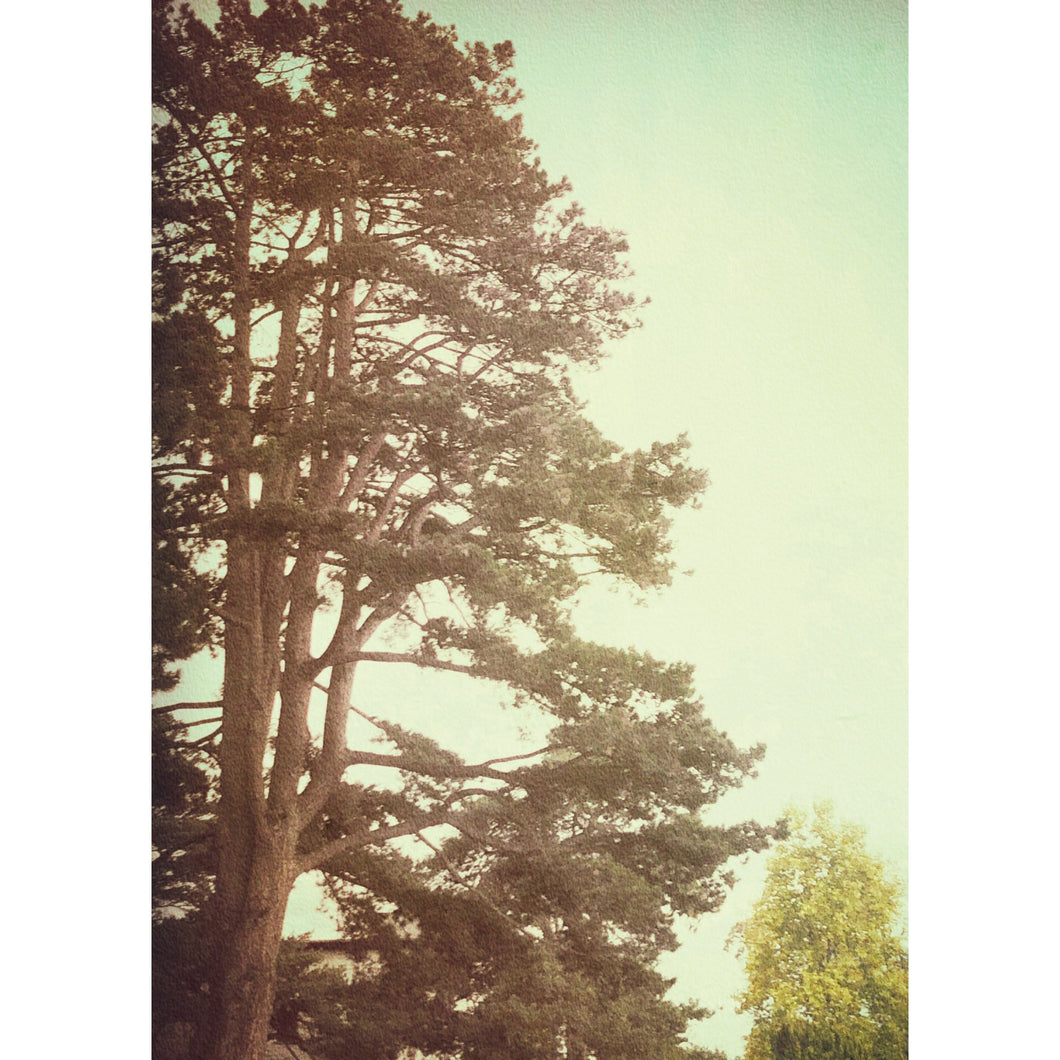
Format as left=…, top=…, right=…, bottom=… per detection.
left=152, top=715, right=218, bottom=1053
left=152, top=1, right=773, bottom=1055
left=151, top=713, right=217, bottom=916
left=151, top=476, right=223, bottom=691
left=304, top=709, right=772, bottom=1057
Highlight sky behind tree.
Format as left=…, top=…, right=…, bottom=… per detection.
left=391, top=3, right=906, bottom=1051
left=169, top=1, right=907, bottom=1053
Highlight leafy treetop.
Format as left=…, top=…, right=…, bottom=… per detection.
left=731, top=803, right=908, bottom=1060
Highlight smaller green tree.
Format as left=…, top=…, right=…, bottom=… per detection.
left=730, top=803, right=907, bottom=1060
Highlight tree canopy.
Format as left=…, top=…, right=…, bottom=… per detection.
left=731, top=804, right=908, bottom=1060
left=152, top=1, right=773, bottom=1056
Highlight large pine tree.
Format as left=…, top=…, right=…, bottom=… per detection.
left=153, top=2, right=772, bottom=1056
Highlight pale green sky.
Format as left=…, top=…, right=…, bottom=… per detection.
left=415, top=1, right=907, bottom=1051
left=169, top=1, right=907, bottom=1053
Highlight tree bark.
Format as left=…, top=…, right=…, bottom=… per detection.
left=196, top=529, right=301, bottom=1060
left=196, top=826, right=299, bottom=1060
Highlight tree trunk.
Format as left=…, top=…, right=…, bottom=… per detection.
left=195, top=533, right=302, bottom=1060
left=196, top=830, right=298, bottom=1060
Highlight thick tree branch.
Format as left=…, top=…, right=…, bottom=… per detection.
left=342, top=749, right=515, bottom=784
left=301, top=803, right=468, bottom=874
left=153, top=700, right=224, bottom=715
left=338, top=431, right=389, bottom=510
left=204, top=599, right=254, bottom=633
left=159, top=714, right=224, bottom=730
left=317, top=651, right=476, bottom=678
left=365, top=467, right=418, bottom=543
left=477, top=746, right=555, bottom=769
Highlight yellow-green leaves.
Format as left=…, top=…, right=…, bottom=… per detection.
left=732, top=803, right=908, bottom=1060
